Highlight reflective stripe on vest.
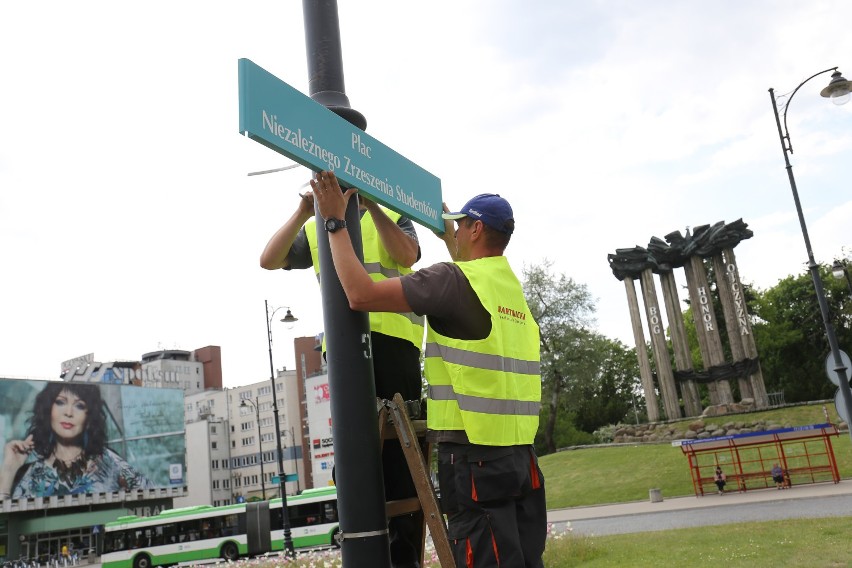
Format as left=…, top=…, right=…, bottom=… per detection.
left=305, top=210, right=424, bottom=350
left=428, top=384, right=541, bottom=416
left=425, top=256, right=540, bottom=446
left=424, top=343, right=540, bottom=375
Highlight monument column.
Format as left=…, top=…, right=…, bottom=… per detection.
left=624, top=277, right=660, bottom=422
left=723, top=247, right=769, bottom=408
left=712, top=253, right=755, bottom=401
left=683, top=255, right=734, bottom=404
left=640, top=269, right=682, bottom=419
left=659, top=270, right=702, bottom=416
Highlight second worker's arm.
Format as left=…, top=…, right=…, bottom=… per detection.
left=312, top=172, right=413, bottom=313
left=360, top=196, right=419, bottom=268
left=259, top=191, right=315, bottom=270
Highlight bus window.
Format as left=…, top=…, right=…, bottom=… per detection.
left=323, top=502, right=338, bottom=523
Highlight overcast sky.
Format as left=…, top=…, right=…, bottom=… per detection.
left=2, top=1, right=851, bottom=387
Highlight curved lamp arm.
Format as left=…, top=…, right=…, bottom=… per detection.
left=775, top=67, right=837, bottom=155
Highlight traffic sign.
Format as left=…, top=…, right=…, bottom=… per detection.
left=238, top=58, right=443, bottom=232
left=835, top=389, right=849, bottom=424
left=825, top=350, right=852, bottom=387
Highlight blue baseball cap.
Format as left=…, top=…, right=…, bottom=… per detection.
left=442, top=193, right=514, bottom=234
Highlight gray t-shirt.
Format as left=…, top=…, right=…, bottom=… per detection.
left=400, top=262, right=491, bottom=341
left=286, top=210, right=419, bottom=270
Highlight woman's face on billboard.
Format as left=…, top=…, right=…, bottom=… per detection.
left=50, top=389, right=88, bottom=442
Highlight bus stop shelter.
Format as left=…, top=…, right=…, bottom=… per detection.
left=677, top=423, right=841, bottom=496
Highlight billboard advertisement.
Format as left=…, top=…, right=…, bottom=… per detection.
left=0, top=379, right=185, bottom=500
left=305, top=374, right=334, bottom=487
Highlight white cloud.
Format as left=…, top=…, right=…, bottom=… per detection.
left=1, top=1, right=851, bottom=383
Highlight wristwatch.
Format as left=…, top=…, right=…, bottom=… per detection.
left=324, top=217, right=347, bottom=233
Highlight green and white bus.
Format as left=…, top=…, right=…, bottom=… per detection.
left=101, top=487, right=339, bottom=568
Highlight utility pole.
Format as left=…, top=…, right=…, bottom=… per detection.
left=302, top=1, right=390, bottom=565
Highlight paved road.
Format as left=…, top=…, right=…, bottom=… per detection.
left=546, top=480, right=852, bottom=536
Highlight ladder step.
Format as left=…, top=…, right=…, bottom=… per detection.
left=379, top=394, right=454, bottom=567
left=386, top=497, right=422, bottom=517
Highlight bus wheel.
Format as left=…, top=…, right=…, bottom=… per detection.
left=133, top=554, right=152, bottom=568
left=221, top=543, right=239, bottom=562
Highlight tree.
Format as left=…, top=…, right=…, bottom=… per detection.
left=749, top=264, right=852, bottom=403
left=523, top=261, right=595, bottom=453
left=571, top=335, right=640, bottom=433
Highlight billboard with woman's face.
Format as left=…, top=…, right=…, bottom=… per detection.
left=0, top=379, right=185, bottom=500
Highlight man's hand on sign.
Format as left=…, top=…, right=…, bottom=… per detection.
left=296, top=190, right=314, bottom=215
left=311, top=171, right=356, bottom=221
left=435, top=202, right=459, bottom=260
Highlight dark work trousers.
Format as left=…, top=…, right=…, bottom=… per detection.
left=438, top=442, right=547, bottom=568
left=371, top=332, right=424, bottom=568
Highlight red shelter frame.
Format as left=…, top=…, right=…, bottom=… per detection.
left=678, top=423, right=840, bottom=496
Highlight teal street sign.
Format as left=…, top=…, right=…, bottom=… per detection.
left=272, top=474, right=300, bottom=484
left=238, top=58, right=443, bottom=232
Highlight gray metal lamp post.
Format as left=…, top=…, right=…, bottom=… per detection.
left=266, top=299, right=298, bottom=556
left=240, top=398, right=266, bottom=500
left=832, top=260, right=852, bottom=297
left=769, top=67, right=852, bottom=439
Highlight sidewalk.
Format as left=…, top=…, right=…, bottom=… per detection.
left=546, top=479, right=852, bottom=523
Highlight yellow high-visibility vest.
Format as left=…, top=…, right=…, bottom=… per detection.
left=305, top=208, right=424, bottom=351
left=424, top=256, right=541, bottom=446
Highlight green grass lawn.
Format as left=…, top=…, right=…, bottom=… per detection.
left=540, top=403, right=852, bottom=509
left=541, top=517, right=852, bottom=567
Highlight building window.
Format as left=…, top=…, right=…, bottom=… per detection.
left=212, top=441, right=218, bottom=450
left=211, top=425, right=217, bottom=434
left=240, top=391, right=252, bottom=400
left=212, top=460, right=219, bottom=469
left=213, top=480, right=220, bottom=489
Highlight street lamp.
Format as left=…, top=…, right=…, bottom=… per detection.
left=769, top=67, right=852, bottom=441
left=240, top=398, right=266, bottom=500
left=266, top=299, right=297, bottom=556
left=832, top=260, right=852, bottom=297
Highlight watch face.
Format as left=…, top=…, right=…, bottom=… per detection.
left=325, top=218, right=345, bottom=232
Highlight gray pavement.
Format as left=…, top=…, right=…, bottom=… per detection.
left=547, top=479, right=852, bottom=536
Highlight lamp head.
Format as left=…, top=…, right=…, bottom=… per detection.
left=832, top=260, right=847, bottom=280
left=820, top=70, right=852, bottom=106
left=280, top=309, right=298, bottom=324
left=240, top=400, right=247, bottom=407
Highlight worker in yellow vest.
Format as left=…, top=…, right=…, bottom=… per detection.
left=313, top=171, right=546, bottom=568
left=260, top=183, right=425, bottom=568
